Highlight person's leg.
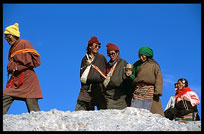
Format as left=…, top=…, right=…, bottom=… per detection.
left=130, top=98, right=143, bottom=109
left=95, top=95, right=107, bottom=110
left=75, top=100, right=94, bottom=111
left=25, top=98, right=40, bottom=113
left=195, top=112, right=200, bottom=121
left=143, top=99, right=153, bottom=111
left=75, top=101, right=87, bottom=111
left=164, top=107, right=178, bottom=120
left=131, top=99, right=153, bottom=111
left=3, top=95, right=14, bottom=114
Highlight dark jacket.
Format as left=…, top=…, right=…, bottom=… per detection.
left=105, top=57, right=132, bottom=109
left=77, top=53, right=107, bottom=102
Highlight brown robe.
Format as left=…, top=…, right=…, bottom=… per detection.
left=77, top=53, right=107, bottom=102
left=3, top=39, right=43, bottom=99
left=132, top=59, right=164, bottom=116
left=105, top=57, right=132, bottom=109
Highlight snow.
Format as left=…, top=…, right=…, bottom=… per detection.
left=3, top=107, right=201, bottom=131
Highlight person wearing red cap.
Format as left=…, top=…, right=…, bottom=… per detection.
left=92, top=43, right=132, bottom=109
left=75, top=36, right=108, bottom=111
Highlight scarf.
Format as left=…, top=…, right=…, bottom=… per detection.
left=130, top=60, right=143, bottom=80
left=104, top=56, right=119, bottom=75
left=175, top=87, right=192, bottom=102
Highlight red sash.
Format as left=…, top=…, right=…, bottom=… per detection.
left=6, top=72, right=24, bottom=88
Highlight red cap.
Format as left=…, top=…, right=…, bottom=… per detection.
left=106, top=43, right=119, bottom=53
left=88, top=36, right=100, bottom=45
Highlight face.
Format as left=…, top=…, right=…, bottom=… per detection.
left=89, top=43, right=100, bottom=54
left=177, top=80, right=184, bottom=90
left=108, top=50, right=118, bottom=61
left=4, top=34, right=17, bottom=45
left=139, top=54, right=147, bottom=62
left=174, top=83, right=178, bottom=91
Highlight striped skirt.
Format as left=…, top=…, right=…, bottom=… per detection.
left=132, top=85, right=154, bottom=100
left=175, top=112, right=197, bottom=123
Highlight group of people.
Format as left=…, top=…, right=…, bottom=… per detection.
left=3, top=23, right=200, bottom=123
left=74, top=36, right=164, bottom=117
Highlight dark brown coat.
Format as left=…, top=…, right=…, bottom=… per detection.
left=77, top=53, right=107, bottom=102
left=3, top=39, right=43, bottom=99
left=105, top=57, right=132, bottom=109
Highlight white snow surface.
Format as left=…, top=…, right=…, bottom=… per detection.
left=3, top=107, right=201, bottom=131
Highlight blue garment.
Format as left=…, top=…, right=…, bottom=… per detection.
left=131, top=98, right=153, bottom=111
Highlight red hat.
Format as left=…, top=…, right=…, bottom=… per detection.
left=88, top=36, right=100, bottom=45
left=106, top=43, right=119, bottom=53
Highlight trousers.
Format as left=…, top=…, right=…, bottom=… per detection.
left=75, top=99, right=107, bottom=111
left=3, top=94, right=40, bottom=114
left=131, top=98, right=153, bottom=111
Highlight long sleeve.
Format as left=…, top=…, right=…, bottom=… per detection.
left=184, top=91, right=200, bottom=106
left=8, top=40, right=40, bottom=74
left=164, top=95, right=175, bottom=111
left=13, top=40, right=40, bottom=70
left=154, top=64, right=163, bottom=96
left=4, top=39, right=43, bottom=99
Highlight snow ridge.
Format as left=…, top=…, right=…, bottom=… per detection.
left=3, top=107, right=201, bottom=131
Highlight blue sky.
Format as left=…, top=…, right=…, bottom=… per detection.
left=3, top=4, right=201, bottom=119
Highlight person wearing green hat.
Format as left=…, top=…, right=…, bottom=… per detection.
left=130, top=46, right=164, bottom=116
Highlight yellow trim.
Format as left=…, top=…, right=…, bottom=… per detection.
left=10, top=48, right=40, bottom=58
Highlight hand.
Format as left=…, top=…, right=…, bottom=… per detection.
left=7, top=60, right=16, bottom=74
left=92, top=65, right=107, bottom=79
left=153, top=93, right=161, bottom=102
left=86, top=60, right=92, bottom=66
left=183, top=96, right=190, bottom=101
left=92, top=65, right=99, bottom=71
left=125, top=70, right=132, bottom=76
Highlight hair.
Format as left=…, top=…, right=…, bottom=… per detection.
left=178, top=78, right=188, bottom=87
left=11, top=35, right=19, bottom=40
left=86, top=44, right=92, bottom=54
left=107, top=50, right=120, bottom=55
left=115, top=50, right=119, bottom=55
left=147, top=56, right=153, bottom=59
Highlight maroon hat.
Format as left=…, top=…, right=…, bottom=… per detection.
left=88, top=36, right=101, bottom=45
left=106, top=43, right=119, bottom=53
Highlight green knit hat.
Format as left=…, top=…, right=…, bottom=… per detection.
left=138, top=46, right=153, bottom=58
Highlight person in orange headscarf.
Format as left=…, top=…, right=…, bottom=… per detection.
left=3, top=23, right=43, bottom=114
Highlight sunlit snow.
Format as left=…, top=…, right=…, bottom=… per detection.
left=3, top=107, right=201, bottom=131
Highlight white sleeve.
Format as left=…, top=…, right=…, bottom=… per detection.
left=164, top=96, right=175, bottom=111
left=184, top=91, right=200, bottom=106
